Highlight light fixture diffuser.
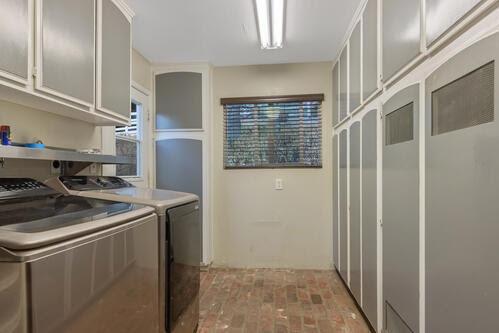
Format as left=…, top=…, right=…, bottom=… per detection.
left=255, top=0, right=285, bottom=49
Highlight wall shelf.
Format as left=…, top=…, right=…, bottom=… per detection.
left=0, top=145, right=133, bottom=164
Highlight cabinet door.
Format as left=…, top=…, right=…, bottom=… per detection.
left=349, top=122, right=361, bottom=302
left=332, top=134, right=339, bottom=268
left=363, top=0, right=378, bottom=100
left=0, top=0, right=29, bottom=83
left=332, top=63, right=339, bottom=126
left=339, top=130, right=348, bottom=282
left=37, top=0, right=95, bottom=106
left=426, top=0, right=483, bottom=45
left=97, top=0, right=132, bottom=121
left=382, top=0, right=421, bottom=81
left=339, top=48, right=348, bottom=121
left=362, top=109, right=378, bottom=330
left=382, top=84, right=420, bottom=333
left=349, top=23, right=361, bottom=113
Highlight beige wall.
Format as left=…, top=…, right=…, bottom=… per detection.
left=212, top=62, right=333, bottom=269
left=132, top=49, right=153, bottom=91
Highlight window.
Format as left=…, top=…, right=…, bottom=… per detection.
left=222, top=94, right=324, bottom=169
left=115, top=102, right=142, bottom=177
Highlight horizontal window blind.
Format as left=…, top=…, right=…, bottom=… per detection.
left=223, top=95, right=323, bottom=169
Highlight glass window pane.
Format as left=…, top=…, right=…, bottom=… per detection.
left=116, top=138, right=138, bottom=176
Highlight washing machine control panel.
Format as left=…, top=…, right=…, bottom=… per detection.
left=0, top=178, right=57, bottom=199
left=60, top=176, right=134, bottom=191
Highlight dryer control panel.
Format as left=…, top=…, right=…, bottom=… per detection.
left=60, top=176, right=134, bottom=191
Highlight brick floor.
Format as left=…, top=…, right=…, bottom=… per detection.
left=197, top=268, right=371, bottom=333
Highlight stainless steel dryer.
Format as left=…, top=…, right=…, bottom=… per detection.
left=45, top=176, right=200, bottom=333
left=0, top=178, right=159, bottom=333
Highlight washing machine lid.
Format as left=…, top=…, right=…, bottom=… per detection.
left=0, top=192, right=154, bottom=250
left=78, top=187, right=199, bottom=213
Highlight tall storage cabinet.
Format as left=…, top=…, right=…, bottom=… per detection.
left=349, top=122, right=361, bottom=302
left=425, top=32, right=499, bottom=333
left=97, top=0, right=132, bottom=121
left=0, top=0, right=29, bottom=84
left=382, top=84, right=420, bottom=333
left=361, top=109, right=378, bottom=330
left=36, top=0, right=96, bottom=106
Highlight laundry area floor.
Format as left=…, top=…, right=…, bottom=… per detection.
left=198, top=268, right=370, bottom=333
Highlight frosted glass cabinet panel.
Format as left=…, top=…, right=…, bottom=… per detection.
left=426, top=0, right=483, bottom=45
left=349, top=23, right=361, bottom=113
left=38, top=0, right=95, bottom=105
left=332, top=64, right=339, bottom=126
left=0, top=0, right=29, bottom=82
left=426, top=32, right=499, bottom=333
left=349, top=122, right=361, bottom=302
left=156, top=72, right=203, bottom=130
left=98, top=0, right=132, bottom=120
left=339, top=49, right=348, bottom=121
left=339, top=130, right=348, bottom=281
left=156, top=139, right=203, bottom=256
left=382, top=0, right=421, bottom=81
left=362, top=109, right=378, bottom=330
left=332, top=135, right=339, bottom=268
left=363, top=0, right=378, bottom=99
left=382, top=84, right=420, bottom=333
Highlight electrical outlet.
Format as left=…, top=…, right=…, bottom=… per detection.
left=275, top=178, right=283, bottom=190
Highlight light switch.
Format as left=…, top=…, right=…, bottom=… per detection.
left=275, top=178, right=283, bottom=190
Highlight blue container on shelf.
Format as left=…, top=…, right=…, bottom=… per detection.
left=1, top=126, right=11, bottom=145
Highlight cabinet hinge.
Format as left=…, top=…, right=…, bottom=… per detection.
left=32, top=67, right=37, bottom=77
left=379, top=219, right=383, bottom=227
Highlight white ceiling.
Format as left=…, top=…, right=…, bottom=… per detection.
left=124, top=0, right=362, bottom=66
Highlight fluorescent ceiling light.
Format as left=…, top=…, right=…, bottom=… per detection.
left=255, top=0, right=285, bottom=49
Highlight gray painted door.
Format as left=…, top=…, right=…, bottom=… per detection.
left=339, top=49, right=348, bottom=121
left=100, top=0, right=131, bottom=119
left=426, top=0, right=482, bottom=45
left=362, top=109, right=377, bottom=329
left=0, top=0, right=29, bottom=80
left=363, top=0, right=378, bottom=100
left=339, top=130, right=348, bottom=281
left=382, top=84, right=419, bottom=333
left=349, top=23, right=361, bottom=113
left=40, top=0, right=95, bottom=104
left=382, top=0, right=421, bottom=81
left=156, top=139, right=203, bottom=257
left=426, top=32, right=499, bottom=333
left=349, top=122, right=361, bottom=302
left=333, top=135, right=339, bottom=268
left=156, top=72, right=203, bottom=130
left=332, top=64, right=339, bottom=126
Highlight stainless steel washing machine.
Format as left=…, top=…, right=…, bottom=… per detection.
left=0, top=178, right=159, bottom=333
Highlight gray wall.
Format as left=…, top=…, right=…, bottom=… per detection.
left=155, top=72, right=202, bottom=130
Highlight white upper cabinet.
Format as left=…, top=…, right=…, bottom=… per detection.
left=36, top=0, right=95, bottom=106
left=426, top=0, right=483, bottom=45
left=0, top=0, right=30, bottom=84
left=0, top=0, right=133, bottom=125
left=382, top=0, right=421, bottom=81
left=96, top=0, right=132, bottom=122
left=362, top=0, right=378, bottom=100
left=349, top=22, right=361, bottom=113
